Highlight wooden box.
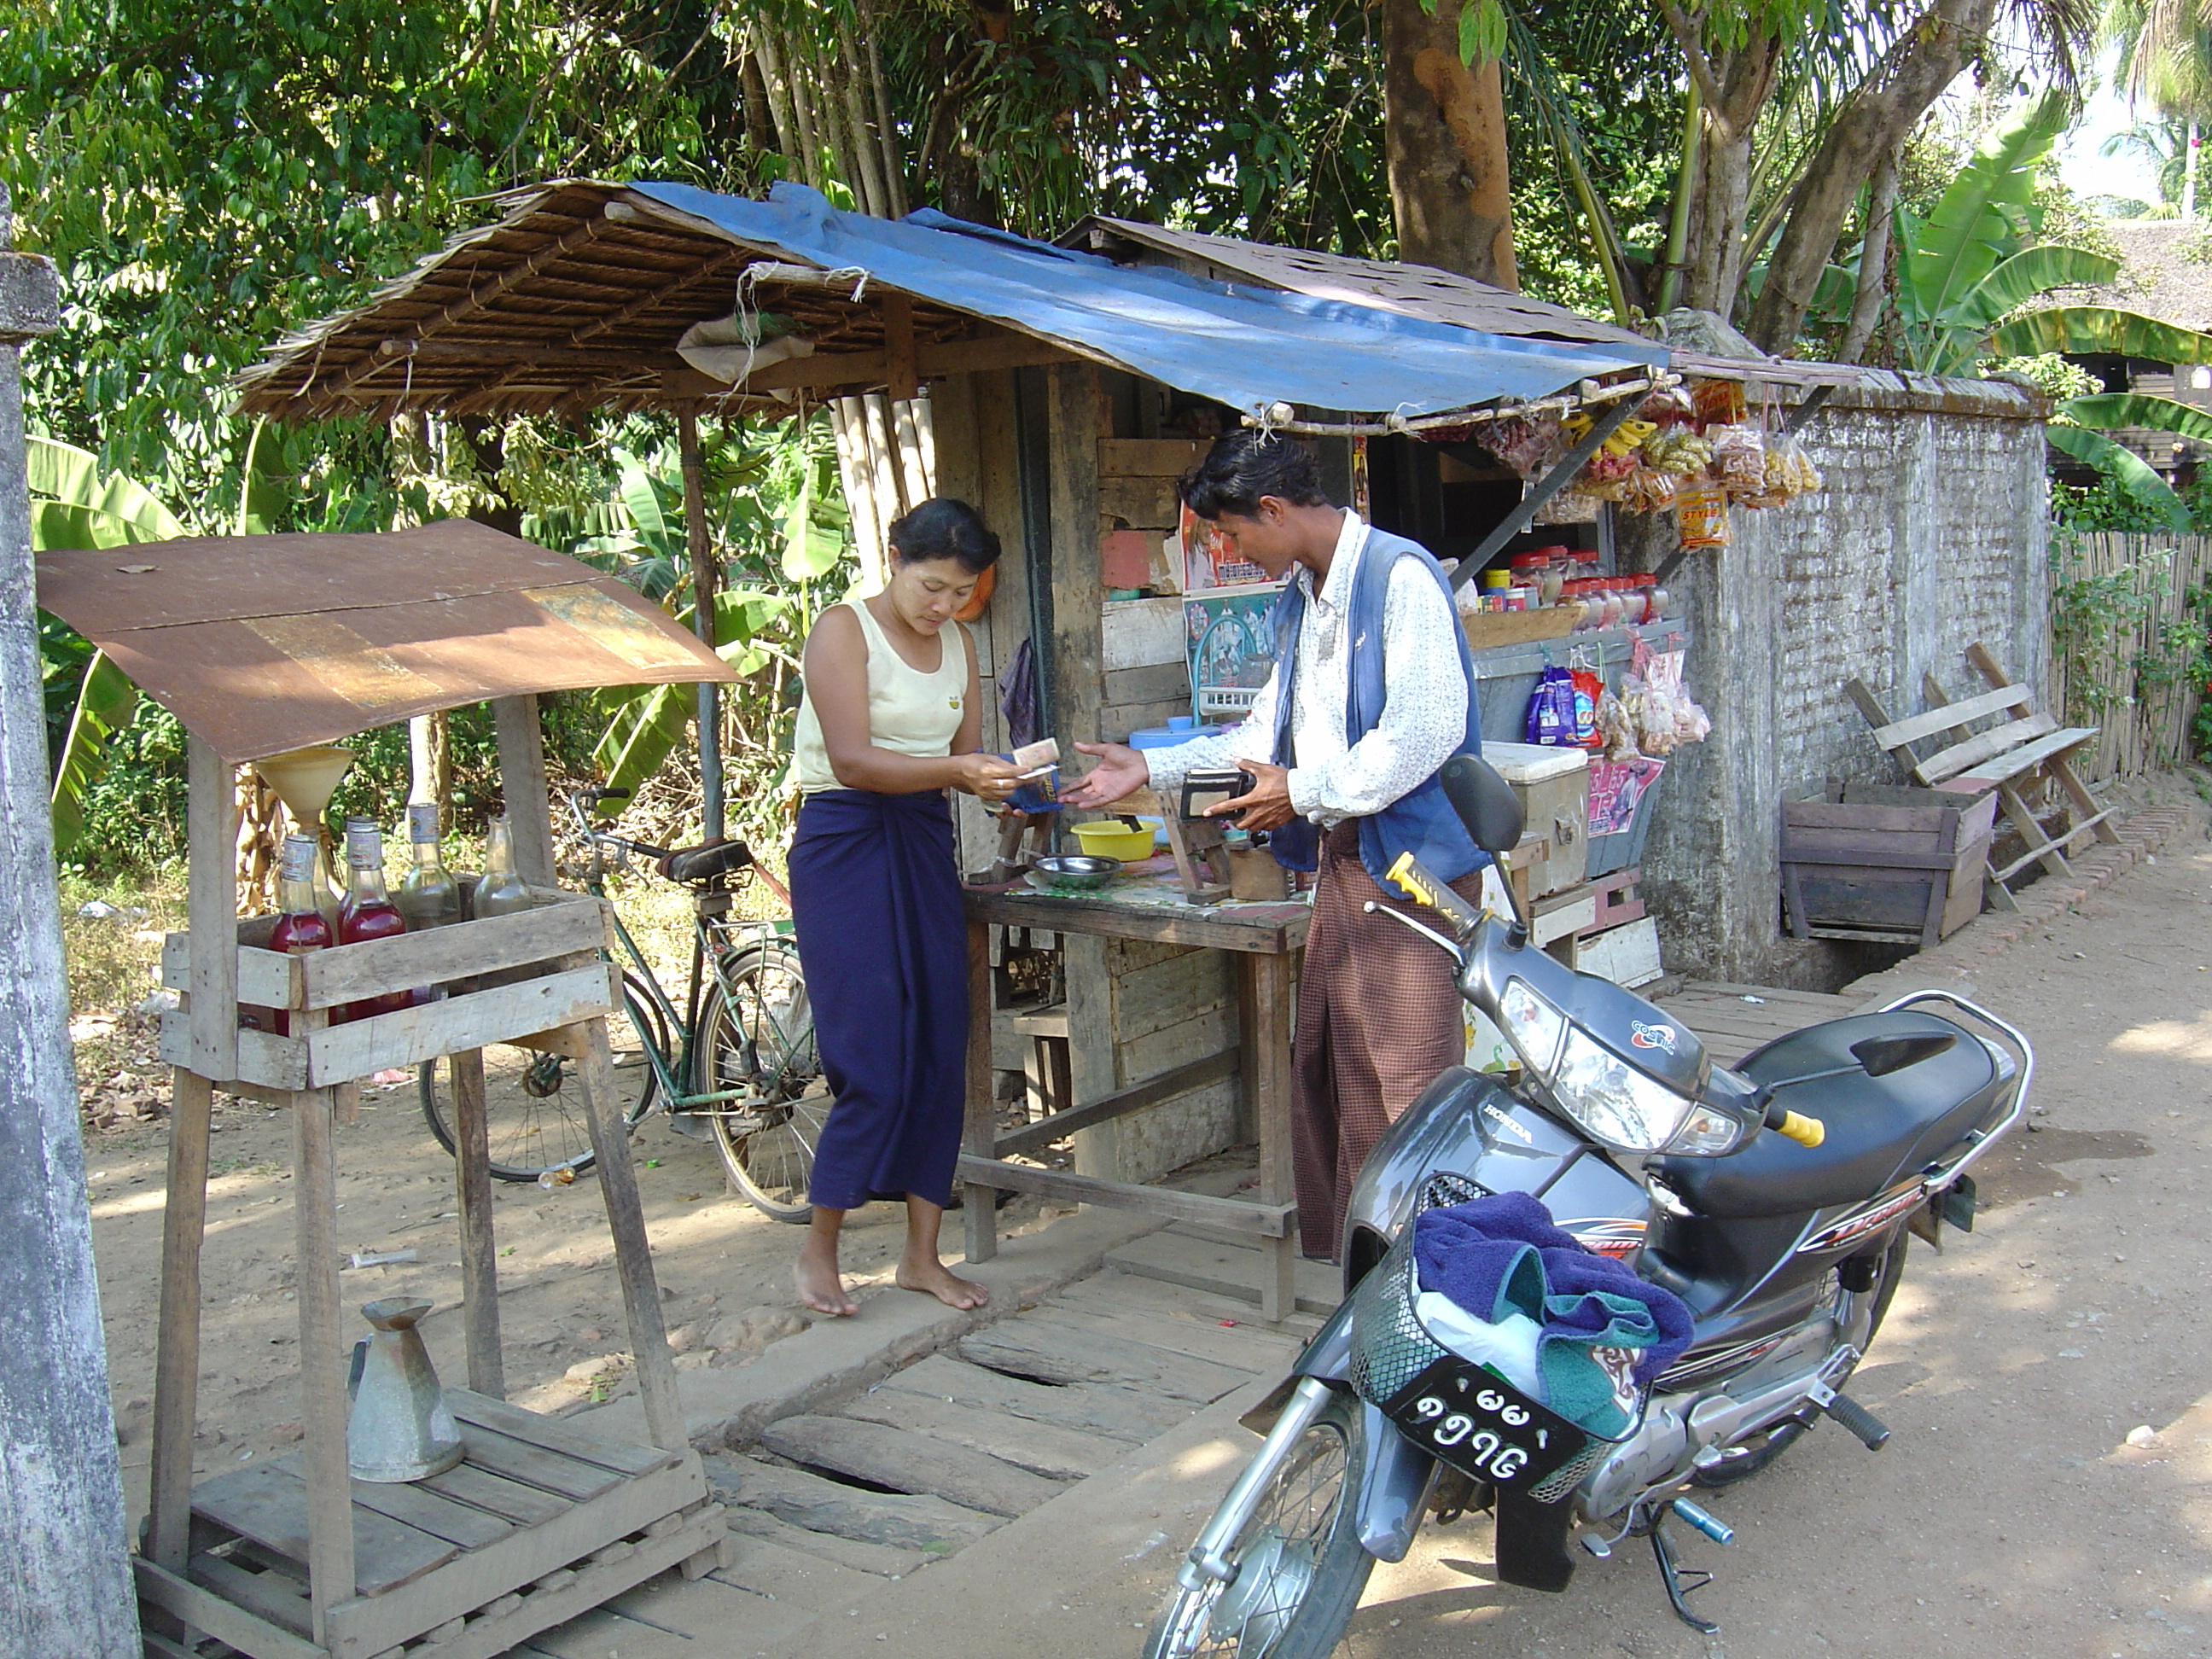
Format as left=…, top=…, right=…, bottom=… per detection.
left=1780, top=783, right=1998, bottom=949
left=1484, top=742, right=1590, bottom=898
left=133, top=1389, right=725, bottom=1659
left=159, top=888, right=619, bottom=1092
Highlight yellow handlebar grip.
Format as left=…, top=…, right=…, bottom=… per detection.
left=1386, top=850, right=1435, bottom=906
left=1777, top=1111, right=1825, bottom=1148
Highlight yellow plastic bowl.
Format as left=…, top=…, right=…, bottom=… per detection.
left=1072, top=820, right=1156, bottom=862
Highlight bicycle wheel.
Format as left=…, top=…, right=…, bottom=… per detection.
left=420, top=975, right=666, bottom=1182
left=695, top=938, right=825, bottom=1222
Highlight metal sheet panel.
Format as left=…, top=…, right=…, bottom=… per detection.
left=628, top=183, right=1668, bottom=422
left=36, top=521, right=736, bottom=763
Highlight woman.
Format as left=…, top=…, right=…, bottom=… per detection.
left=788, top=498, right=1025, bottom=1317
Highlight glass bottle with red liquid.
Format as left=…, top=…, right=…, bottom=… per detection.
left=337, top=819, right=410, bottom=1022
left=267, top=834, right=332, bottom=1036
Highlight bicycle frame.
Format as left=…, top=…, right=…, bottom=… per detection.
left=569, top=795, right=813, bottom=1119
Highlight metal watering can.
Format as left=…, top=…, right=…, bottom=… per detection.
left=346, top=1298, right=464, bottom=1482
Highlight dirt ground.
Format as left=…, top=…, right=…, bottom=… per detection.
left=73, top=969, right=1076, bottom=1529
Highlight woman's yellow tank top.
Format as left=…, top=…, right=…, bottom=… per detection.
left=792, top=597, right=970, bottom=795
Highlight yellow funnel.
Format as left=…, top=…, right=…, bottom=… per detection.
left=255, top=745, right=355, bottom=833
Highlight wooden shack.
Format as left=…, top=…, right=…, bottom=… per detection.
left=233, top=179, right=1796, bottom=1266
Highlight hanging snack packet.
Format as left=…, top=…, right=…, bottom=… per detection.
left=1674, top=478, right=1729, bottom=550
left=1570, top=668, right=1604, bottom=748
left=1525, top=665, right=1579, bottom=746
left=1708, top=423, right=1767, bottom=496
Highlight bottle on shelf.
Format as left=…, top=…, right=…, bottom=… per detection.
left=337, top=821, right=410, bottom=1022
left=471, top=814, right=533, bottom=921
left=395, top=803, right=463, bottom=930
left=268, top=834, right=334, bottom=1037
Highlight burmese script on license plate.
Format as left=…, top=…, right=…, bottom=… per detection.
left=1382, top=1358, right=1592, bottom=1491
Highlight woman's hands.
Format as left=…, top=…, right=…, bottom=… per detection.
left=1061, top=742, right=1150, bottom=808
left=952, top=752, right=1028, bottom=803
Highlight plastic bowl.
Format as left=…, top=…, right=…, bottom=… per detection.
left=1071, top=820, right=1157, bottom=862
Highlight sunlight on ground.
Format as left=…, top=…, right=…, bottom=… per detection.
left=2112, top=1010, right=2212, bottom=1062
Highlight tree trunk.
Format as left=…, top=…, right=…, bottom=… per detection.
left=1839, top=147, right=1901, bottom=364
left=1679, top=33, right=1782, bottom=316
left=0, top=188, right=140, bottom=1658
left=1744, top=0, right=1998, bottom=352
left=1380, top=0, right=1516, bottom=287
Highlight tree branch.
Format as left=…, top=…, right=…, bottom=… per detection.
left=1658, top=1, right=1732, bottom=137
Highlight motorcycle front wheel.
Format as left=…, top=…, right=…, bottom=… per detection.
left=1144, top=1388, right=1376, bottom=1659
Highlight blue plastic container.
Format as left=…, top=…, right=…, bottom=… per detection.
left=1128, top=714, right=1222, bottom=750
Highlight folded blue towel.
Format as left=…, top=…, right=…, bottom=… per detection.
left=1411, top=1192, right=1694, bottom=1435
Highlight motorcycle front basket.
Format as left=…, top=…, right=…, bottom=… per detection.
left=1346, top=1234, right=1630, bottom=1504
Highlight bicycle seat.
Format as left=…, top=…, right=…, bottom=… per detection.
left=1656, top=1011, right=2003, bottom=1220
left=658, top=838, right=755, bottom=884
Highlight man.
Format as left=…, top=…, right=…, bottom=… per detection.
left=1064, top=429, right=1496, bottom=1261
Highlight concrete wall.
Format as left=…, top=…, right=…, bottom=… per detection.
left=1627, top=374, right=2050, bottom=986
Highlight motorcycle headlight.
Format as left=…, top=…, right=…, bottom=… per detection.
left=1549, top=1028, right=1740, bottom=1155
left=1498, top=978, right=1567, bottom=1074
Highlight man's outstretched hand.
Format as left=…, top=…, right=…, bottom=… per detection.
left=1062, top=741, right=1150, bottom=808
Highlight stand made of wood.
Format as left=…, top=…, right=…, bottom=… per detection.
left=139, top=701, right=725, bottom=1659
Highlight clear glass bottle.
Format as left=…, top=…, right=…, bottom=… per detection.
left=471, top=815, right=533, bottom=920
left=338, top=821, right=410, bottom=1021
left=267, top=834, right=333, bottom=1036
left=395, top=803, right=463, bottom=929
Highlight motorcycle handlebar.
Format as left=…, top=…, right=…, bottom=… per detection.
left=1763, top=1098, right=1826, bottom=1148
left=1383, top=851, right=1484, bottom=942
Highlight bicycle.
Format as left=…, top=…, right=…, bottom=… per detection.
left=417, top=788, right=826, bottom=1221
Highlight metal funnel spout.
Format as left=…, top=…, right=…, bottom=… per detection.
left=254, top=744, right=354, bottom=833
left=347, top=1297, right=464, bottom=1483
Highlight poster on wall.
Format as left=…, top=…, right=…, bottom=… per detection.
left=1179, top=503, right=1270, bottom=591
left=1185, top=589, right=1280, bottom=725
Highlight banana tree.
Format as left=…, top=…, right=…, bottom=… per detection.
left=27, top=436, right=189, bottom=854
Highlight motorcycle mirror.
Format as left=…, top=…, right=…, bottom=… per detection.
left=1440, top=754, right=1525, bottom=855
left=1850, top=1031, right=1957, bottom=1077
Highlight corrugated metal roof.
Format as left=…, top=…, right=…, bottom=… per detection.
left=1068, top=216, right=1870, bottom=391
left=236, top=179, right=1668, bottom=424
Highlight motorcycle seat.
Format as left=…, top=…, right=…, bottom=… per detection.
left=1656, top=1011, right=2001, bottom=1220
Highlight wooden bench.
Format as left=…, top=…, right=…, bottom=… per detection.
left=1845, top=642, right=2117, bottom=907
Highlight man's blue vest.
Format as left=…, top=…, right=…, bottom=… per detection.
left=1265, top=525, right=1487, bottom=884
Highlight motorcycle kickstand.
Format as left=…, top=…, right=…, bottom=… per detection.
left=1649, top=1522, right=1719, bottom=1634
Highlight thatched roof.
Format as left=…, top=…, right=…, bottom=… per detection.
left=2087, top=218, right=2212, bottom=336
left=232, top=180, right=1043, bottom=422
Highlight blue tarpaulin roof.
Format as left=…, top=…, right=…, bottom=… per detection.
left=631, top=182, right=1668, bottom=422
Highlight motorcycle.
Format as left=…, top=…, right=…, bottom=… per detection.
left=1144, top=755, right=2030, bottom=1658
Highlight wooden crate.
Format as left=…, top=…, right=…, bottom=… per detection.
left=157, top=888, right=618, bottom=1092
left=134, top=1391, right=725, bottom=1659
left=1780, top=783, right=1998, bottom=949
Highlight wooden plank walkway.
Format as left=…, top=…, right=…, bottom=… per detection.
left=492, top=1266, right=1306, bottom=1656
left=1653, top=978, right=1860, bottom=1065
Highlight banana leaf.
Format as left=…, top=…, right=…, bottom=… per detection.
left=49, top=653, right=140, bottom=854
left=1988, top=306, right=2212, bottom=364
left=590, top=589, right=795, bottom=804
left=26, top=436, right=186, bottom=545
left=2046, top=424, right=2192, bottom=531
left=2063, top=392, right=2212, bottom=445
left=1904, top=90, right=2068, bottom=328
left=1949, top=246, right=2121, bottom=333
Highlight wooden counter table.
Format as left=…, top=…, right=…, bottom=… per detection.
left=958, top=877, right=1311, bottom=1321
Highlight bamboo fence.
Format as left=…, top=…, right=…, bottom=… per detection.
left=2048, top=531, right=2212, bottom=783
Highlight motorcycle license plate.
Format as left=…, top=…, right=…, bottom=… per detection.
left=1382, top=1358, right=1592, bottom=1491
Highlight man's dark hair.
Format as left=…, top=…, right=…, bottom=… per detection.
left=888, top=498, right=1001, bottom=573
left=1179, top=430, right=1333, bottom=520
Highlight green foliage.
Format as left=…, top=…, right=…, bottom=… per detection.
left=2047, top=532, right=2212, bottom=739
left=1988, top=352, right=2098, bottom=401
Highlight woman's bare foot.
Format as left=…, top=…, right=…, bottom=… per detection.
left=796, top=1249, right=859, bottom=1317
left=895, top=1256, right=990, bottom=1310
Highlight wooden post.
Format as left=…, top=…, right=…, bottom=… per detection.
left=1242, top=953, right=1299, bottom=1322
left=492, top=694, right=556, bottom=886
left=144, top=1068, right=213, bottom=1577
left=678, top=406, right=724, bottom=841
left=451, top=1048, right=504, bottom=1399
left=882, top=293, right=918, bottom=403
left=962, top=917, right=998, bottom=1264
left=0, top=179, right=137, bottom=1655
left=186, top=737, right=239, bottom=1082
left=1045, top=363, right=1103, bottom=760
left=292, top=1079, right=356, bottom=1640
left=572, top=1019, right=686, bottom=1451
